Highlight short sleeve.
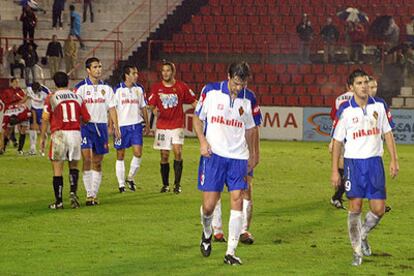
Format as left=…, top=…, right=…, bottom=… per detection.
left=380, top=104, right=394, bottom=134
left=249, top=92, right=262, bottom=126
left=106, top=86, right=116, bottom=108
left=139, top=89, right=147, bottom=109
left=332, top=114, right=346, bottom=142
left=43, top=95, right=51, bottom=114
left=244, top=111, right=256, bottom=130
left=181, top=82, right=196, bottom=104
left=194, top=86, right=208, bottom=120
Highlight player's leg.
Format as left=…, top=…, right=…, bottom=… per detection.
left=212, top=196, right=226, bottom=242
left=116, top=149, right=126, bottom=192
left=200, top=191, right=221, bottom=257
left=126, top=145, right=142, bottom=191
left=67, top=131, right=81, bottom=208
left=125, top=124, right=144, bottom=192
left=81, top=148, right=94, bottom=205
left=50, top=160, right=65, bottom=209
left=331, top=168, right=346, bottom=209
left=91, top=152, right=104, bottom=204
left=17, top=123, right=28, bottom=154
left=68, top=160, right=80, bottom=208
left=240, top=174, right=254, bottom=244
left=172, top=143, right=183, bottom=194
left=360, top=199, right=385, bottom=257
left=0, top=131, right=3, bottom=154
left=160, top=150, right=170, bottom=192
left=348, top=198, right=363, bottom=266
left=224, top=158, right=248, bottom=265
left=171, top=128, right=184, bottom=194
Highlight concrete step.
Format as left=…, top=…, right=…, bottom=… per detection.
left=400, top=87, right=413, bottom=97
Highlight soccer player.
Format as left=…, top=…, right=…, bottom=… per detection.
left=193, top=62, right=256, bottom=265
left=113, top=65, right=150, bottom=192
left=331, top=69, right=399, bottom=266
left=40, top=72, right=91, bottom=209
left=368, top=76, right=378, bottom=97
left=148, top=60, right=197, bottom=194
left=74, top=57, right=120, bottom=206
left=1, top=78, right=29, bottom=154
left=328, top=86, right=353, bottom=209
left=212, top=87, right=262, bottom=245
left=26, top=82, right=50, bottom=155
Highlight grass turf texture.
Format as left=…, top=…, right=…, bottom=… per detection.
left=0, top=138, right=413, bottom=275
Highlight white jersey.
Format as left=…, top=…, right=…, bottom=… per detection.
left=74, top=78, right=115, bottom=123
left=26, top=85, right=50, bottom=109
left=0, top=100, right=4, bottom=133
left=195, top=81, right=256, bottom=160
left=332, top=96, right=394, bottom=159
left=113, top=82, right=147, bottom=127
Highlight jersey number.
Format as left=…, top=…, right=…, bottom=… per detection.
left=61, top=103, right=77, bottom=122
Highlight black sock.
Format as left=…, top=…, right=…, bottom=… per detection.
left=18, top=134, right=26, bottom=151
left=160, top=163, right=170, bottom=186
left=53, top=176, right=63, bottom=203
left=332, top=169, right=345, bottom=200
left=3, top=137, right=9, bottom=151
left=69, top=169, right=79, bottom=193
left=173, top=160, right=183, bottom=186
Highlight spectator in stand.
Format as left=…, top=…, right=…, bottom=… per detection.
left=20, top=5, right=37, bottom=44
left=384, top=18, right=400, bottom=49
left=83, top=0, right=94, bottom=23
left=406, top=17, right=414, bottom=45
left=320, top=17, right=339, bottom=63
left=69, top=5, right=86, bottom=49
left=22, top=43, right=39, bottom=85
left=52, top=0, right=65, bottom=30
left=7, top=45, right=25, bottom=79
left=296, top=13, right=313, bottom=64
left=348, top=22, right=365, bottom=63
left=46, top=35, right=63, bottom=78
left=64, top=34, right=78, bottom=79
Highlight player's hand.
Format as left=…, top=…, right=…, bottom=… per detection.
left=328, top=140, right=333, bottom=153
left=331, top=170, right=341, bottom=188
left=200, top=141, right=211, bottom=157
left=143, top=125, right=150, bottom=136
left=390, top=160, right=399, bottom=179
left=248, top=157, right=254, bottom=172
left=114, top=127, right=121, bottom=140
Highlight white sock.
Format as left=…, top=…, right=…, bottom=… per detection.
left=212, top=199, right=223, bottom=235
left=348, top=212, right=362, bottom=256
left=200, top=206, right=213, bottom=238
left=91, top=170, right=102, bottom=198
left=116, top=160, right=125, bottom=188
left=226, top=210, right=243, bottom=256
left=361, top=211, right=381, bottom=240
left=83, top=170, right=93, bottom=197
left=242, top=199, right=252, bottom=233
left=29, top=130, right=37, bottom=152
left=127, top=156, right=142, bottom=181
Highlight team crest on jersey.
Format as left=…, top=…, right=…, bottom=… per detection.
left=101, top=89, right=106, bottom=96
left=352, top=117, right=359, bottom=124
left=87, top=91, right=91, bottom=95
left=373, top=111, right=378, bottom=120
left=217, top=104, right=224, bottom=110
left=159, top=93, right=178, bottom=109
left=239, top=106, right=244, bottom=116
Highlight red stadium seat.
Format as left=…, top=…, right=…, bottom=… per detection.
left=311, top=96, right=324, bottom=106
left=308, top=86, right=320, bottom=95
left=320, top=86, right=334, bottom=95
left=286, top=96, right=299, bottom=106
left=282, top=86, right=294, bottom=95
left=270, top=86, right=282, bottom=95
left=266, top=73, right=278, bottom=83
left=257, top=85, right=269, bottom=95
left=303, top=74, right=316, bottom=85
left=261, top=95, right=274, bottom=105
left=299, top=95, right=312, bottom=106
left=292, top=75, right=303, bottom=85
left=274, top=95, right=286, bottom=106
left=254, top=74, right=266, bottom=84
left=295, top=86, right=307, bottom=95
left=279, top=74, right=291, bottom=84
left=312, top=64, right=324, bottom=74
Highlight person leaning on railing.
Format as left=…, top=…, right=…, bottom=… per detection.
left=64, top=34, right=78, bottom=79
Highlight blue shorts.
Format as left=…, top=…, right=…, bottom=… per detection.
left=344, top=157, right=386, bottom=200
left=114, top=123, right=143, bottom=149
left=30, top=108, right=42, bottom=125
left=198, top=153, right=248, bottom=192
left=81, top=123, right=109, bottom=155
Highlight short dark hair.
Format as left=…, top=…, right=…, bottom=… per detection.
left=368, top=76, right=376, bottom=82
left=85, top=57, right=100, bottom=69
left=228, top=62, right=251, bottom=81
left=347, top=69, right=368, bottom=86
left=121, top=64, right=137, bottom=81
left=31, top=82, right=41, bottom=92
left=10, top=77, right=17, bottom=83
left=53, top=72, right=69, bottom=88
left=69, top=5, right=75, bottom=11
left=161, top=59, right=176, bottom=73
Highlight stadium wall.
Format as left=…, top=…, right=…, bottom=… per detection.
left=180, top=105, right=414, bottom=144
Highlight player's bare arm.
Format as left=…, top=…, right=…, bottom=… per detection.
left=142, top=107, right=150, bottom=135
left=384, top=131, right=399, bottom=178
left=245, top=127, right=255, bottom=172
left=252, top=126, right=260, bottom=168
left=191, top=100, right=198, bottom=108
left=331, top=139, right=342, bottom=188
left=39, top=111, right=50, bottom=151
left=109, top=107, right=121, bottom=139
left=193, top=115, right=211, bottom=157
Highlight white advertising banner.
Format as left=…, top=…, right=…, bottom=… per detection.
left=260, top=106, right=303, bottom=140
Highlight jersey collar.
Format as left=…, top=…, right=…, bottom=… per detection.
left=86, top=77, right=104, bottom=86
left=350, top=95, right=376, bottom=107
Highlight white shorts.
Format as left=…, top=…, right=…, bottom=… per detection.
left=153, top=128, right=184, bottom=150
left=49, top=130, right=81, bottom=161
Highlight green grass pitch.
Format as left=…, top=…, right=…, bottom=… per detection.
left=0, top=138, right=413, bottom=275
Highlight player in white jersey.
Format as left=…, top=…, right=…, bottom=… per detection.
left=113, top=65, right=150, bottom=192
left=74, top=57, right=120, bottom=206
left=331, top=70, right=399, bottom=266
left=193, top=62, right=256, bottom=265
left=26, top=82, right=50, bottom=155
left=328, top=87, right=353, bottom=209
